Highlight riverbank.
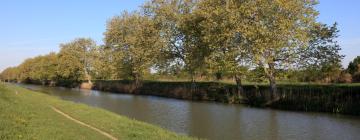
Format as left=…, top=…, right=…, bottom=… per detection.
left=0, top=83, right=192, bottom=140
left=20, top=80, right=360, bottom=115
left=93, top=80, right=360, bottom=115
left=16, top=83, right=360, bottom=140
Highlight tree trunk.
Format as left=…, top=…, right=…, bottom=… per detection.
left=85, top=71, right=92, bottom=84
left=133, top=73, right=142, bottom=88
left=269, top=75, right=277, bottom=100
left=266, top=62, right=279, bottom=105
left=41, top=80, right=46, bottom=86
left=83, top=47, right=92, bottom=84
left=234, top=75, right=244, bottom=101
left=190, top=72, right=197, bottom=97
left=49, top=80, right=56, bottom=87
left=87, top=76, right=92, bottom=84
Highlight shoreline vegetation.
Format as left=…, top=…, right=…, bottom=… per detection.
left=14, top=80, right=360, bottom=116
left=0, top=83, right=193, bottom=140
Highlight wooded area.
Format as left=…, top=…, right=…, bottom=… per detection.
left=1, top=0, right=359, bottom=101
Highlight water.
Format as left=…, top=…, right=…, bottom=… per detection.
left=18, top=84, right=360, bottom=140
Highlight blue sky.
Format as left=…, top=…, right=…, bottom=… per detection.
left=0, top=0, right=359, bottom=71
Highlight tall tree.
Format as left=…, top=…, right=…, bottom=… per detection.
left=57, top=38, right=96, bottom=83
left=91, top=45, right=117, bottom=80
left=299, top=23, right=344, bottom=83
left=143, top=0, right=205, bottom=82
left=191, top=0, right=252, bottom=98
left=104, top=12, right=162, bottom=85
left=238, top=0, right=318, bottom=102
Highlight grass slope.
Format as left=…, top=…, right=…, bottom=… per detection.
left=0, top=83, right=193, bottom=140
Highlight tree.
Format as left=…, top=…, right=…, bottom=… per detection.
left=348, top=56, right=360, bottom=82
left=26, top=55, right=48, bottom=84
left=90, top=45, right=117, bottom=80
left=143, top=0, right=205, bottom=82
left=238, top=0, right=318, bottom=102
left=189, top=0, right=253, bottom=98
left=347, top=56, right=360, bottom=75
left=57, top=38, right=96, bottom=83
left=0, top=67, right=19, bottom=82
left=32, top=53, right=59, bottom=85
left=299, top=23, right=344, bottom=83
left=17, top=58, right=37, bottom=82
left=104, top=12, right=162, bottom=85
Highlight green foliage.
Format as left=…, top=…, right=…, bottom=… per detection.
left=240, top=0, right=319, bottom=93
left=104, top=11, right=162, bottom=83
left=0, top=67, right=19, bottom=82
left=347, top=56, right=360, bottom=75
left=298, top=23, right=344, bottom=83
left=30, top=53, right=59, bottom=83
left=192, top=0, right=251, bottom=82
left=0, top=0, right=348, bottom=88
left=347, top=56, right=360, bottom=83
left=144, top=0, right=209, bottom=80
left=57, top=38, right=96, bottom=82
left=90, top=46, right=118, bottom=80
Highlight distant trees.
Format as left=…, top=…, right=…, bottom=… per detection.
left=30, top=53, right=59, bottom=85
left=0, top=67, right=18, bottom=82
left=0, top=53, right=58, bottom=84
left=348, top=56, right=360, bottom=74
left=338, top=72, right=352, bottom=83
left=347, top=56, right=360, bottom=82
left=0, top=38, right=97, bottom=84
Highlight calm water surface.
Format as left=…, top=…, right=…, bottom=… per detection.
left=18, top=84, right=360, bottom=140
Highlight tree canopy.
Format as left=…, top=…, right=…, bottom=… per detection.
left=0, top=0, right=349, bottom=98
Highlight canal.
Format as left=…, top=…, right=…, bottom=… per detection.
left=18, top=84, right=360, bottom=140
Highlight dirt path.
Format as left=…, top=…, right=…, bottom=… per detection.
left=50, top=106, right=118, bottom=140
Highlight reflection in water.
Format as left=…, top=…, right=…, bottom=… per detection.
left=19, top=84, right=360, bottom=140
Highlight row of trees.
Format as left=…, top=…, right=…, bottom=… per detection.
left=0, top=39, right=97, bottom=84
left=0, top=0, right=348, bottom=101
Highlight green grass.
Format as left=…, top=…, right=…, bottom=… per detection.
left=0, top=83, right=194, bottom=140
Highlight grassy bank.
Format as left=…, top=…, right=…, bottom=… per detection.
left=0, top=83, right=193, bottom=140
